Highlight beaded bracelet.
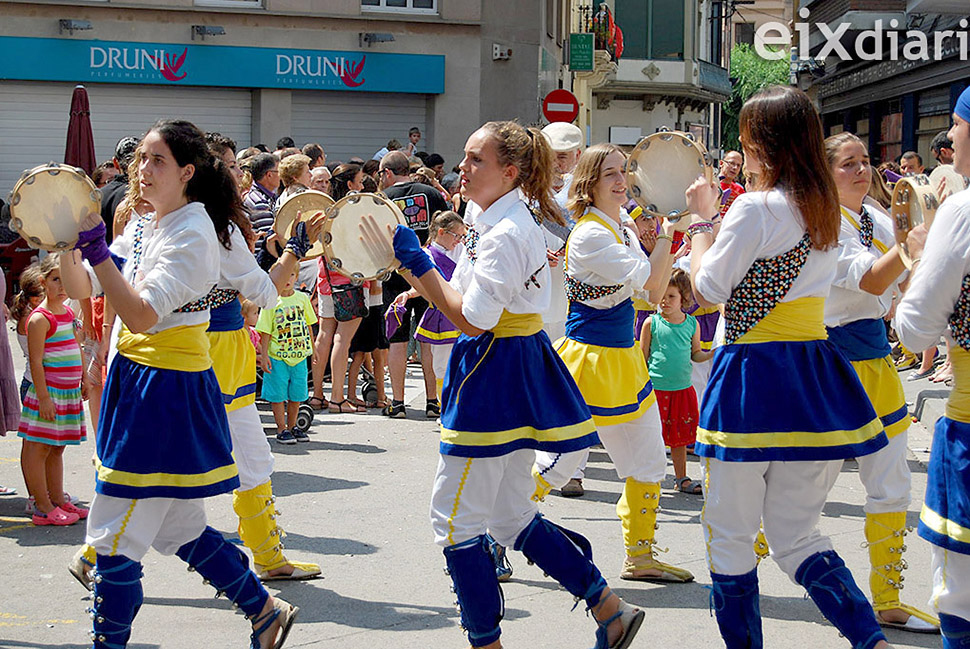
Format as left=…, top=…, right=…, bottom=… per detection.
left=686, top=221, right=714, bottom=239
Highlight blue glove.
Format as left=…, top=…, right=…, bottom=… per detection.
left=393, top=225, right=434, bottom=277
left=285, top=220, right=311, bottom=258
left=75, top=221, right=111, bottom=266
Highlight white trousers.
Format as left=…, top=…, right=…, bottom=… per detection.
left=931, top=546, right=970, bottom=620
left=856, top=430, right=911, bottom=514
left=690, top=358, right=713, bottom=404
left=701, top=457, right=842, bottom=578
left=229, top=404, right=275, bottom=492
left=430, top=449, right=584, bottom=548
left=536, top=406, right=667, bottom=488
left=86, top=493, right=208, bottom=561
left=431, top=343, right=454, bottom=383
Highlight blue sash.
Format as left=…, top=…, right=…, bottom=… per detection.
left=208, top=300, right=244, bottom=333
left=565, top=299, right=634, bottom=348
left=826, top=318, right=891, bottom=362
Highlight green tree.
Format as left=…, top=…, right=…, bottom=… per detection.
left=722, top=43, right=790, bottom=154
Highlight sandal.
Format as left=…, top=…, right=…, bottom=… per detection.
left=0, top=485, right=16, bottom=496
left=328, top=399, right=366, bottom=414
left=677, top=477, right=703, bottom=495
left=592, top=599, right=644, bottom=649
left=32, top=505, right=79, bottom=526
left=249, top=597, right=299, bottom=649
left=57, top=501, right=89, bottom=519
left=307, top=396, right=328, bottom=411
left=366, top=398, right=387, bottom=409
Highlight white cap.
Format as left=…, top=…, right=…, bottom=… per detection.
left=541, top=122, right=583, bottom=152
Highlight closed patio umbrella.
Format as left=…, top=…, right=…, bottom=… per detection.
left=64, top=84, right=96, bottom=177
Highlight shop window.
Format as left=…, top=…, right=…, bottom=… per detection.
left=614, top=0, right=684, bottom=60
left=362, top=0, right=437, bottom=12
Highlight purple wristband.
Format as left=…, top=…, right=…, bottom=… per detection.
left=75, top=222, right=112, bottom=266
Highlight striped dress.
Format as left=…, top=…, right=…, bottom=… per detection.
left=17, top=306, right=86, bottom=445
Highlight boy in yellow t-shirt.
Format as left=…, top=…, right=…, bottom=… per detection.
left=257, top=271, right=317, bottom=444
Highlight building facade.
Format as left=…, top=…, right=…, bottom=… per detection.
left=0, top=0, right=571, bottom=194
left=570, top=0, right=731, bottom=155
left=796, top=0, right=968, bottom=166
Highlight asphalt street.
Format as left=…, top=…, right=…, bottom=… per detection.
left=0, top=336, right=950, bottom=649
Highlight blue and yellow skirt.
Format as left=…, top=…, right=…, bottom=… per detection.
left=96, top=325, right=239, bottom=499
left=850, top=356, right=909, bottom=439
left=919, top=416, right=970, bottom=555
left=919, top=347, right=970, bottom=554
left=695, top=299, right=886, bottom=462
left=208, top=328, right=257, bottom=413
left=828, top=318, right=908, bottom=439
left=557, top=298, right=655, bottom=427
left=439, top=312, right=598, bottom=458
left=555, top=338, right=655, bottom=427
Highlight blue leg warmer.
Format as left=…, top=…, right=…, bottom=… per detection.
left=710, top=569, right=763, bottom=649
left=941, top=613, right=970, bottom=648
left=513, top=513, right=608, bottom=609
left=443, top=536, right=503, bottom=647
left=90, top=554, right=143, bottom=649
left=795, top=551, right=886, bottom=649
left=176, top=526, right=268, bottom=618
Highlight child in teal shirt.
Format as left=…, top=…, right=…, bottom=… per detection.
left=640, top=269, right=712, bottom=494
left=257, top=271, right=317, bottom=444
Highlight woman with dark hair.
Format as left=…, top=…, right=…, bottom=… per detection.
left=59, top=119, right=299, bottom=649
left=686, top=86, right=891, bottom=648
left=363, top=121, right=642, bottom=649
left=823, top=132, right=939, bottom=633
left=310, top=163, right=368, bottom=413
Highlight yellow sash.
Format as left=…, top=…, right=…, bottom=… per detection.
left=492, top=311, right=543, bottom=338
left=841, top=207, right=890, bottom=255
left=117, top=322, right=212, bottom=372
left=948, top=346, right=970, bottom=424
left=735, top=297, right=826, bottom=344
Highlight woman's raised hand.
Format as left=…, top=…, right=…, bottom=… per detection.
left=686, top=176, right=721, bottom=224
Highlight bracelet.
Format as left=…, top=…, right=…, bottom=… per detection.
left=656, top=234, right=674, bottom=243
left=687, top=222, right=715, bottom=239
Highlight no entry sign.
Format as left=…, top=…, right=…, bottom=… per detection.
left=543, top=89, right=579, bottom=124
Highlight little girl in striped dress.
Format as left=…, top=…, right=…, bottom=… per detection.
left=18, top=255, right=87, bottom=526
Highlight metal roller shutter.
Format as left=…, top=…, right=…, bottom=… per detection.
left=0, top=81, right=252, bottom=195
left=291, top=90, right=427, bottom=164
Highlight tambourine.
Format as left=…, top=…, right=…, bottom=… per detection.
left=626, top=128, right=714, bottom=222
left=929, top=165, right=969, bottom=200
left=322, top=193, right=406, bottom=284
left=273, top=189, right=334, bottom=260
left=8, top=162, right=101, bottom=251
left=891, top=174, right=939, bottom=269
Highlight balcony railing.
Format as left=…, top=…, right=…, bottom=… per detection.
left=577, top=3, right=624, bottom=62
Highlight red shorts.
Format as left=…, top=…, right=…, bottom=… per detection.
left=655, top=387, right=699, bottom=449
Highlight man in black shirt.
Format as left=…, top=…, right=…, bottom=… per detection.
left=99, top=136, right=139, bottom=242
left=378, top=151, right=448, bottom=419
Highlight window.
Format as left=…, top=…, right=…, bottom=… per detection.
left=614, top=0, right=685, bottom=60
left=362, top=0, right=437, bottom=13
left=735, top=22, right=755, bottom=46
